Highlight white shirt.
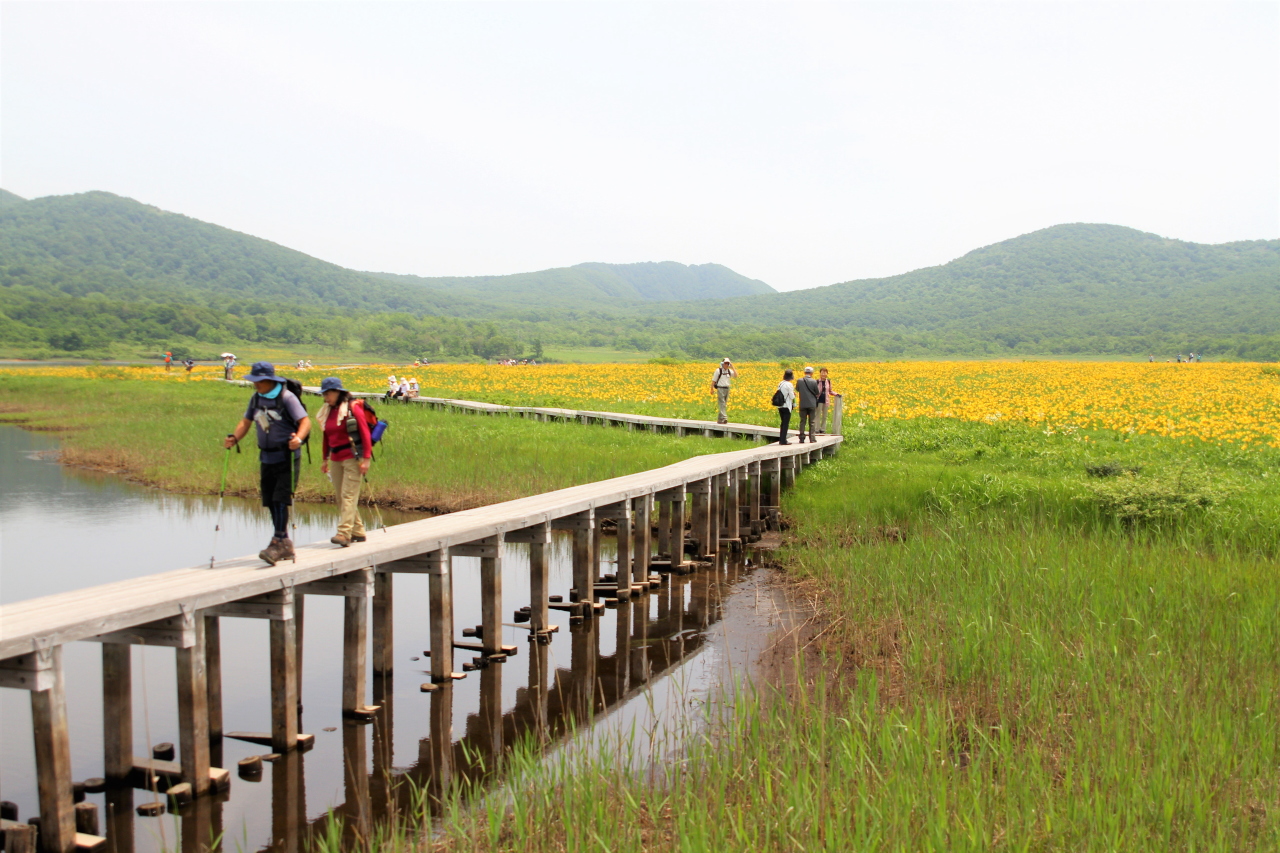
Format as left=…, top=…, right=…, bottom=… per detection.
left=777, top=380, right=795, bottom=411
left=711, top=366, right=737, bottom=388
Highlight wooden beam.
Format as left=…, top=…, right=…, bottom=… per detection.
left=0, top=650, right=54, bottom=692
left=175, top=613, right=211, bottom=797
left=426, top=552, right=455, bottom=683
left=31, top=646, right=76, bottom=853
left=632, top=495, right=651, bottom=590
left=341, top=569, right=372, bottom=716
left=86, top=614, right=194, bottom=648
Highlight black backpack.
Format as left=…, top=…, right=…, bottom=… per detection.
left=771, top=387, right=786, bottom=407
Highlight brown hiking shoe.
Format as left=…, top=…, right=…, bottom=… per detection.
left=351, top=534, right=367, bottom=543
left=259, top=538, right=283, bottom=566
left=331, top=533, right=352, bottom=547
left=277, top=538, right=295, bottom=561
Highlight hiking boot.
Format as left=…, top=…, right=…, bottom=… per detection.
left=331, top=533, right=352, bottom=547
left=277, top=537, right=295, bottom=561
left=259, top=538, right=284, bottom=566
left=351, top=534, right=367, bottom=543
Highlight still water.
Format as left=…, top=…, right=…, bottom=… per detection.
left=0, top=425, right=801, bottom=851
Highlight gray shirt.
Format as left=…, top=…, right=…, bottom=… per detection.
left=796, top=376, right=821, bottom=409
left=244, top=389, right=308, bottom=464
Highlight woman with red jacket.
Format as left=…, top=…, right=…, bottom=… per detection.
left=316, top=377, right=373, bottom=546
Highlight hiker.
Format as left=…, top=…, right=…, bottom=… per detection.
left=710, top=358, right=737, bottom=424
left=815, top=367, right=838, bottom=434
left=774, top=369, right=796, bottom=444
left=164, top=351, right=173, bottom=372
left=397, top=377, right=412, bottom=401
left=408, top=377, right=420, bottom=398
left=224, top=362, right=311, bottom=566
left=386, top=375, right=401, bottom=400
left=316, top=377, right=371, bottom=547
left=184, top=358, right=196, bottom=374
left=796, top=366, right=820, bottom=443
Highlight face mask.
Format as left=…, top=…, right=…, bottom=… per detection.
left=260, top=382, right=283, bottom=400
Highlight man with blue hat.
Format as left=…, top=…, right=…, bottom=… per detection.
left=224, top=362, right=311, bottom=565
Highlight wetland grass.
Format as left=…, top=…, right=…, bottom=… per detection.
left=0, top=376, right=747, bottom=512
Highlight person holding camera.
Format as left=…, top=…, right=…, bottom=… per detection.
left=710, top=358, right=737, bottom=424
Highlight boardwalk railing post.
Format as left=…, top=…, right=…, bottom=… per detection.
left=832, top=395, right=844, bottom=436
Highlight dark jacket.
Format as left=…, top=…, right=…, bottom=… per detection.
left=796, top=376, right=821, bottom=409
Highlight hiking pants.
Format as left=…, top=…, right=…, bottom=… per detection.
left=798, top=406, right=817, bottom=442
left=328, top=458, right=368, bottom=538
left=777, top=407, right=792, bottom=443
left=816, top=400, right=828, bottom=433
left=716, top=387, right=730, bottom=422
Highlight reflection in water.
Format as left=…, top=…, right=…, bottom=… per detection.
left=0, top=425, right=804, bottom=851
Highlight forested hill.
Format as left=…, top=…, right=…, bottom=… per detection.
left=649, top=224, right=1280, bottom=342
left=370, top=261, right=773, bottom=307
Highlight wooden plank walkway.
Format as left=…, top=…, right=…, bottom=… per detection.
left=0, top=393, right=839, bottom=852
left=229, top=379, right=846, bottom=441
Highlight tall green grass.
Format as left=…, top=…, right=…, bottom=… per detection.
left=0, top=376, right=747, bottom=511
left=415, top=418, right=1279, bottom=850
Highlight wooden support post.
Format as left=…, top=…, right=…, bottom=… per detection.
left=204, top=616, right=222, bottom=767
left=269, top=751, right=303, bottom=853
left=30, top=646, right=76, bottom=853
left=708, top=474, right=721, bottom=552
left=614, top=597, right=632, bottom=694
left=372, top=571, right=394, bottom=679
left=569, top=511, right=595, bottom=604
left=480, top=545, right=502, bottom=656
left=749, top=461, right=762, bottom=522
left=507, top=523, right=552, bottom=636
left=269, top=598, right=299, bottom=752
left=783, top=454, right=796, bottom=490
left=175, top=613, right=211, bottom=797
left=426, top=552, right=454, bottom=683
left=726, top=468, right=741, bottom=541
left=689, top=479, right=713, bottom=560
left=669, top=489, right=687, bottom=569
left=527, top=638, right=550, bottom=738
left=293, top=594, right=305, bottom=730
left=342, top=570, right=372, bottom=716
left=632, top=495, right=652, bottom=589
left=101, top=644, right=132, bottom=782
left=614, top=503, right=632, bottom=599
left=104, top=787, right=134, bottom=853
left=768, top=457, right=782, bottom=507
left=656, top=498, right=671, bottom=559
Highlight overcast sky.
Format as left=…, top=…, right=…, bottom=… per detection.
left=2, top=2, right=1276, bottom=291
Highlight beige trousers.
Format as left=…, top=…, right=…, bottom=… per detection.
left=716, top=386, right=730, bottom=422
left=328, top=458, right=367, bottom=538
left=816, top=400, right=828, bottom=433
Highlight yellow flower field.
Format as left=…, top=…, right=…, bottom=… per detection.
left=3, top=361, right=1277, bottom=448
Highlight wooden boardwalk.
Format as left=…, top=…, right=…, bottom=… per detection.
left=0, top=396, right=839, bottom=853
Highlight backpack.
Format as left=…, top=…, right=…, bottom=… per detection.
left=771, top=387, right=786, bottom=408
left=342, top=398, right=389, bottom=459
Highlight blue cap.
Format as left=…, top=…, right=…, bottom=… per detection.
left=320, top=377, right=345, bottom=393
left=243, top=361, right=284, bottom=383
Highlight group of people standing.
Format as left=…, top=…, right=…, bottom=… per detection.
left=710, top=358, right=840, bottom=444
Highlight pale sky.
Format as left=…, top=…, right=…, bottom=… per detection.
left=2, top=2, right=1276, bottom=291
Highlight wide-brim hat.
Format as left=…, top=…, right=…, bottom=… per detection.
left=244, top=361, right=284, bottom=383
left=320, top=377, right=345, bottom=393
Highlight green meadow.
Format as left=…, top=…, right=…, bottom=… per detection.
left=2, top=375, right=1276, bottom=850
left=0, top=376, right=745, bottom=512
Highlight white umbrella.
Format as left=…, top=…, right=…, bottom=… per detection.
left=220, top=352, right=236, bottom=359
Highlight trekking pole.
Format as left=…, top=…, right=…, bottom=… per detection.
left=209, top=438, right=236, bottom=568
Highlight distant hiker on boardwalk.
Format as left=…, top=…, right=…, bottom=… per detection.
left=710, top=358, right=737, bottom=424
left=316, top=377, right=371, bottom=547
left=164, top=351, right=173, bottom=372
left=815, top=367, right=839, bottom=434
left=773, top=369, right=795, bottom=444
left=796, top=366, right=820, bottom=443
left=224, top=362, right=311, bottom=566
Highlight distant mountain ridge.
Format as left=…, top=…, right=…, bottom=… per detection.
left=0, top=189, right=1276, bottom=360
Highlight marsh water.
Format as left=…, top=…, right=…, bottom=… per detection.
left=0, top=424, right=802, bottom=851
